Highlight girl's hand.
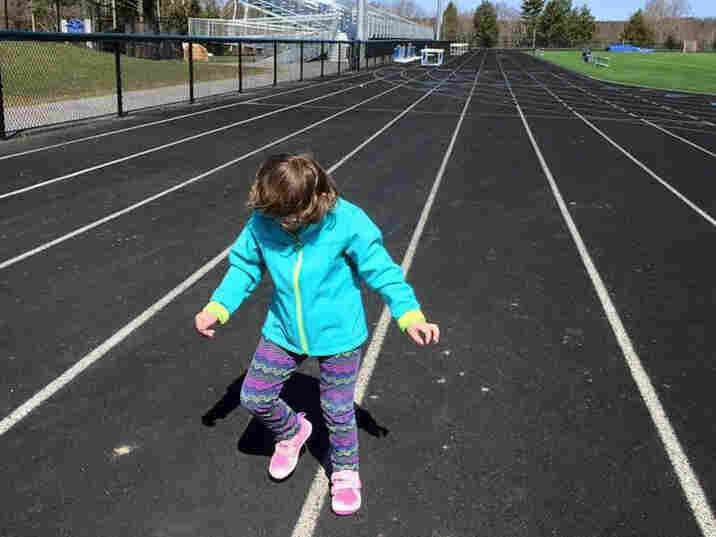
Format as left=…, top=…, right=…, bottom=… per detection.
left=406, top=322, right=440, bottom=346
left=195, top=311, right=219, bottom=338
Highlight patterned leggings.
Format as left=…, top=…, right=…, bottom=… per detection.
left=240, top=337, right=362, bottom=472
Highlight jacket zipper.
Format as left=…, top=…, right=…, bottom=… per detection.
left=292, top=243, right=309, bottom=354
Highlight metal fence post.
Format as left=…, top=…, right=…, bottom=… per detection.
left=300, top=41, right=304, bottom=81
left=337, top=42, right=341, bottom=75
left=320, top=41, right=324, bottom=77
left=357, top=42, right=361, bottom=72
left=273, top=41, right=277, bottom=86
left=188, top=41, right=195, bottom=104
left=0, top=59, right=6, bottom=139
left=238, top=42, right=243, bottom=93
left=114, top=42, right=124, bottom=117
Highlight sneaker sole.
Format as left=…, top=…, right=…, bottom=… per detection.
left=333, top=508, right=360, bottom=516
left=332, top=496, right=361, bottom=516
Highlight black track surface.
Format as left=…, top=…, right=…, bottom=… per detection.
left=1, top=49, right=714, bottom=537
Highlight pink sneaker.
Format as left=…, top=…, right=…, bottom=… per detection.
left=330, top=470, right=362, bottom=515
left=269, top=413, right=312, bottom=480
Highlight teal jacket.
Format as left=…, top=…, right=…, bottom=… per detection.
left=204, top=198, right=425, bottom=356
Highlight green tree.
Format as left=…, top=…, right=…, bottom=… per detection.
left=442, top=1, right=458, bottom=41
left=565, top=3, right=595, bottom=44
left=473, top=0, right=498, bottom=47
left=574, top=4, right=596, bottom=43
left=538, top=0, right=572, bottom=47
left=520, top=0, right=544, bottom=48
left=30, top=0, right=80, bottom=31
left=565, top=8, right=579, bottom=43
left=620, top=9, right=654, bottom=46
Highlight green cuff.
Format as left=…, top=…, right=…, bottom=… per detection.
left=397, top=310, right=426, bottom=332
left=203, top=301, right=230, bottom=325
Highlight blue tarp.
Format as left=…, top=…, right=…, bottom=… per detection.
left=606, top=44, right=654, bottom=53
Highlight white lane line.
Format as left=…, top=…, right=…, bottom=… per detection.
left=290, top=51, right=486, bottom=537
left=0, top=61, right=448, bottom=201
left=329, top=56, right=484, bottom=176
left=641, top=121, right=716, bottom=159
left=547, top=72, right=716, bottom=160
left=497, top=52, right=716, bottom=537
left=528, top=52, right=715, bottom=123
left=0, top=245, right=231, bottom=436
left=0, top=51, right=480, bottom=436
left=0, top=63, right=455, bottom=271
left=0, top=67, right=396, bottom=162
left=506, top=54, right=716, bottom=229
left=0, top=74, right=397, bottom=201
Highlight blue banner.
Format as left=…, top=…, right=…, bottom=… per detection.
left=67, top=19, right=85, bottom=33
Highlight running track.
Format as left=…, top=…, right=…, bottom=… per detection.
left=0, top=49, right=714, bottom=537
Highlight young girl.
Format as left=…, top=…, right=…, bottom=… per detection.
left=195, top=154, right=440, bottom=516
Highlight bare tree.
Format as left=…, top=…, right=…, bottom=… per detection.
left=389, top=0, right=425, bottom=19
left=644, top=0, right=691, bottom=43
left=495, top=0, right=522, bottom=46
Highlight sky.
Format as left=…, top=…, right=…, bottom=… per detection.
left=424, top=0, right=715, bottom=20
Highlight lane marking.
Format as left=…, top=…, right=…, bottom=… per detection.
left=527, top=52, right=716, bottom=122
left=290, top=50, right=486, bottom=537
left=0, top=66, right=403, bottom=162
left=1, top=57, right=465, bottom=201
left=497, top=51, right=716, bottom=537
left=0, top=73, right=405, bottom=201
left=0, top=61, right=469, bottom=271
left=0, top=246, right=230, bottom=436
left=504, top=54, right=716, bottom=228
left=546, top=72, right=716, bottom=160
left=640, top=121, right=716, bottom=159
left=0, top=52, right=481, bottom=437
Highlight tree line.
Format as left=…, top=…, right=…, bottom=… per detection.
left=440, top=0, right=716, bottom=49
left=1, top=0, right=209, bottom=33
left=618, top=0, right=716, bottom=49
left=0, top=0, right=431, bottom=33
left=441, top=0, right=596, bottom=48
left=2, top=0, right=714, bottom=51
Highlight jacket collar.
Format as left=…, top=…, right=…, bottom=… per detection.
left=253, top=199, right=340, bottom=244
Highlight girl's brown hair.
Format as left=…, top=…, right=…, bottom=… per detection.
left=247, top=154, right=339, bottom=231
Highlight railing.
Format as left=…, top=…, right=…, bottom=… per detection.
left=0, top=30, right=442, bottom=138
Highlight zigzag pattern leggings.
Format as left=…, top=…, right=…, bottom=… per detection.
left=240, top=336, right=361, bottom=472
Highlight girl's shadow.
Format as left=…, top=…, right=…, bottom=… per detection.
left=201, top=372, right=390, bottom=474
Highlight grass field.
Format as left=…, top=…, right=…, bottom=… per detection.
left=539, top=50, right=716, bottom=95
left=0, top=41, right=269, bottom=108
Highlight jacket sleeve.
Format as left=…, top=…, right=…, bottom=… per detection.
left=205, top=220, right=265, bottom=324
left=344, top=208, right=425, bottom=330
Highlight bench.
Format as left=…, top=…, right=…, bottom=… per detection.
left=591, top=55, right=609, bottom=67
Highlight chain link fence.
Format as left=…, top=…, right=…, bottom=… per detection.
left=0, top=31, right=438, bottom=137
